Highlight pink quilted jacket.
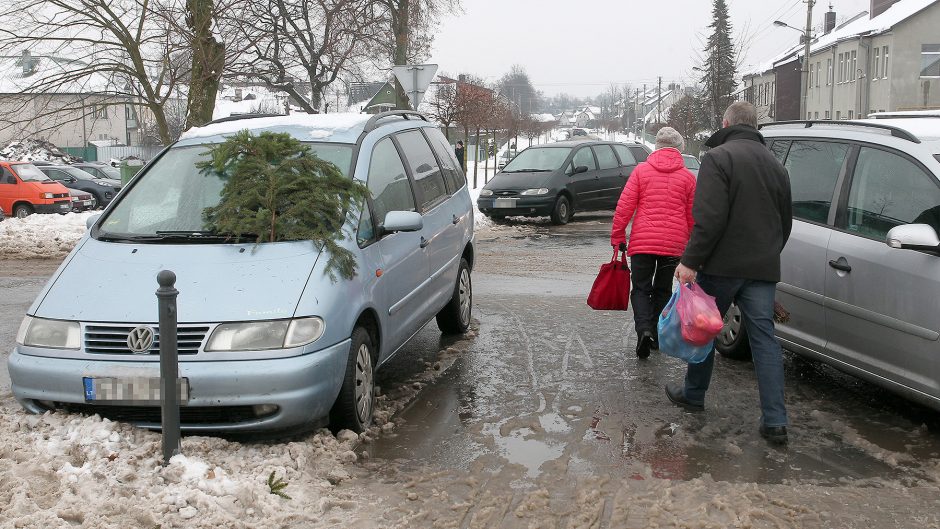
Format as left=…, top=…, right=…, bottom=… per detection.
left=610, top=148, right=696, bottom=256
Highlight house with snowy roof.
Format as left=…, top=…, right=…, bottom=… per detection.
left=0, top=50, right=150, bottom=149
left=742, top=0, right=940, bottom=123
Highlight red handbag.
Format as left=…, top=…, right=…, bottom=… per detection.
left=587, top=250, right=631, bottom=310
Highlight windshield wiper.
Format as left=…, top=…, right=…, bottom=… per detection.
left=503, top=168, right=552, bottom=173
left=154, top=230, right=257, bottom=242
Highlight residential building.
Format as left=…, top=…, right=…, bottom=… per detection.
left=0, top=51, right=145, bottom=148
left=742, top=0, right=940, bottom=123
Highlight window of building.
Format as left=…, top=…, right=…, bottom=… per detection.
left=807, top=112, right=812, bottom=120
left=848, top=109, right=854, bottom=119
left=816, top=62, right=821, bottom=87
left=827, top=58, right=833, bottom=85
left=845, top=147, right=940, bottom=240
left=784, top=140, right=850, bottom=223
left=93, top=104, right=108, bottom=119
left=921, top=44, right=940, bottom=78
left=809, top=67, right=814, bottom=90
left=838, top=53, right=844, bottom=83
left=883, top=46, right=889, bottom=78
left=825, top=110, right=831, bottom=119
left=850, top=50, right=857, bottom=81
left=814, top=112, right=819, bottom=120
left=772, top=81, right=775, bottom=102
left=836, top=110, right=842, bottom=119
left=873, top=47, right=881, bottom=81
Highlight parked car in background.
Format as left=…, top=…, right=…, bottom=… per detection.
left=73, top=162, right=121, bottom=182
left=67, top=189, right=95, bottom=213
left=571, top=128, right=588, bottom=137
left=717, top=117, right=940, bottom=413
left=0, top=205, right=5, bottom=221
left=37, top=165, right=121, bottom=209
left=682, top=154, right=700, bottom=177
left=0, top=161, right=72, bottom=217
left=9, top=110, right=475, bottom=434
left=478, top=140, right=652, bottom=224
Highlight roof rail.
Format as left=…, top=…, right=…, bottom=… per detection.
left=363, top=110, right=429, bottom=132
left=207, top=113, right=293, bottom=125
left=759, top=120, right=920, bottom=144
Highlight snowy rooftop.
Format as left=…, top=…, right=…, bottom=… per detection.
left=0, top=53, right=115, bottom=94
left=743, top=0, right=938, bottom=77
left=178, top=113, right=373, bottom=145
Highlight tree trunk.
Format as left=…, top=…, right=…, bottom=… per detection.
left=185, top=0, right=225, bottom=129
left=150, top=102, right=172, bottom=145
left=391, top=0, right=410, bottom=66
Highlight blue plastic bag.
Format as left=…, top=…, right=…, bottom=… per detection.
left=657, top=285, right=714, bottom=364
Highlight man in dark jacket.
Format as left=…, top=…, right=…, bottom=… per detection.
left=455, top=141, right=465, bottom=172
left=669, top=101, right=792, bottom=445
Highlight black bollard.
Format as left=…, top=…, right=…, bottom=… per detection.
left=156, top=270, right=181, bottom=465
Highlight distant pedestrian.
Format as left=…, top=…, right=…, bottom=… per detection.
left=455, top=141, right=465, bottom=171
left=669, top=101, right=792, bottom=445
left=610, top=127, right=696, bottom=359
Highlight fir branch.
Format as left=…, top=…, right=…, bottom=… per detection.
left=267, top=471, right=291, bottom=500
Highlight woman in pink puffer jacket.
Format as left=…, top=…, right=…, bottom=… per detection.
left=610, top=127, right=697, bottom=359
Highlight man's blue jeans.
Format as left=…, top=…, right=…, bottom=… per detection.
left=682, top=273, right=789, bottom=427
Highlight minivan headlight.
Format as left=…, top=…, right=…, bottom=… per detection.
left=521, top=188, right=550, bottom=196
left=17, top=316, right=81, bottom=349
left=42, top=192, right=54, bottom=199
left=479, top=189, right=493, bottom=197
left=205, top=317, right=325, bottom=352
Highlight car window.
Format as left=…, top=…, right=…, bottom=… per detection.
left=396, top=130, right=448, bottom=209
left=593, top=145, right=619, bottom=170
left=364, top=137, right=416, bottom=235
left=424, top=129, right=465, bottom=193
left=683, top=156, right=700, bottom=170
left=629, top=146, right=649, bottom=162
left=784, top=140, right=849, bottom=224
left=845, top=147, right=940, bottom=240
left=612, top=145, right=636, bottom=165
left=42, top=168, right=66, bottom=181
left=1, top=167, right=16, bottom=184
left=572, top=147, right=597, bottom=171
left=770, top=140, right=790, bottom=164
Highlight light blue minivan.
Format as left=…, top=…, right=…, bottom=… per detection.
left=9, top=111, right=475, bottom=433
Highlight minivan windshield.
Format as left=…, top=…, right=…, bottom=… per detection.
left=501, top=147, right=571, bottom=173
left=96, top=142, right=353, bottom=240
left=12, top=164, right=52, bottom=182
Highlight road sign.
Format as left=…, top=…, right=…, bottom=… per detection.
left=392, top=64, right=438, bottom=110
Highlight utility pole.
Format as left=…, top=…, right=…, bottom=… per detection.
left=641, top=83, right=647, bottom=142
left=634, top=88, right=640, bottom=139
left=800, top=0, right=816, bottom=119
left=657, top=76, right=663, bottom=124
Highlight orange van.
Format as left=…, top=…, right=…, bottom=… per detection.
left=0, top=161, right=72, bottom=218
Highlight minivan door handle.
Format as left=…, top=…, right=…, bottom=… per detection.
left=828, top=257, right=852, bottom=273
left=420, top=236, right=430, bottom=248
left=452, top=214, right=461, bottom=225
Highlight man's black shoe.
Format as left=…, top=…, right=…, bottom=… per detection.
left=650, top=334, right=659, bottom=352
left=664, top=383, right=704, bottom=412
left=636, top=331, right=654, bottom=359
left=759, top=424, right=788, bottom=445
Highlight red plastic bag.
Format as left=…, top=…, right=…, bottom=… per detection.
left=676, top=283, right=724, bottom=346
left=587, top=250, right=631, bottom=310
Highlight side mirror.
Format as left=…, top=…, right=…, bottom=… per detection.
left=382, top=211, right=423, bottom=234
left=886, top=224, right=940, bottom=252
left=67, top=177, right=77, bottom=183
left=86, top=214, right=101, bottom=230
left=574, top=165, right=589, bottom=174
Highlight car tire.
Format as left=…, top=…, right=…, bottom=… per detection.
left=13, top=204, right=33, bottom=218
left=436, top=258, right=472, bottom=334
left=329, top=326, right=375, bottom=433
left=715, top=302, right=752, bottom=360
left=550, top=195, right=571, bottom=225
left=89, top=195, right=99, bottom=210
left=487, top=214, right=506, bottom=222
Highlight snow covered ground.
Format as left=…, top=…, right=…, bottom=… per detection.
left=0, top=212, right=96, bottom=259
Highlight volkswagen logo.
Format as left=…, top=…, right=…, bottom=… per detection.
left=127, top=326, right=155, bottom=354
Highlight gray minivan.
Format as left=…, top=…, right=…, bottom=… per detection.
left=717, top=117, right=940, bottom=412
left=9, top=111, right=475, bottom=433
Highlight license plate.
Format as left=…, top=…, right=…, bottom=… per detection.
left=494, top=198, right=517, bottom=208
left=59, top=203, right=70, bottom=210
left=83, top=377, right=190, bottom=403
left=82, top=200, right=92, bottom=207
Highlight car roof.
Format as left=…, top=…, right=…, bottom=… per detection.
left=536, top=140, right=638, bottom=147
left=761, top=118, right=940, bottom=151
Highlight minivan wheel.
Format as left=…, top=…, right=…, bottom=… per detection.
left=330, top=326, right=375, bottom=433
left=715, top=303, right=752, bottom=360
left=550, top=195, right=571, bottom=225
left=436, top=258, right=472, bottom=334
left=13, top=204, right=33, bottom=218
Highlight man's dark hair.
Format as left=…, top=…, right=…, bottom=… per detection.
left=456, top=140, right=463, bottom=146
left=723, top=101, right=758, bottom=128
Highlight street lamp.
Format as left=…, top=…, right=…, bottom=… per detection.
left=772, top=20, right=803, bottom=33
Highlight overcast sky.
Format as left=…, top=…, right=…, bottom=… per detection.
left=428, top=0, right=872, bottom=97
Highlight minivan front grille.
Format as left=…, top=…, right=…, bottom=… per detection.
left=84, top=324, right=210, bottom=355
left=494, top=190, right=520, bottom=197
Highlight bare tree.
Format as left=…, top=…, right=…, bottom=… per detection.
left=224, top=0, right=385, bottom=113
left=0, top=0, right=195, bottom=145
left=426, top=77, right=459, bottom=140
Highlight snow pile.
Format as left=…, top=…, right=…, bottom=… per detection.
left=0, top=139, right=81, bottom=163
left=0, top=211, right=94, bottom=258
left=0, top=325, right=476, bottom=528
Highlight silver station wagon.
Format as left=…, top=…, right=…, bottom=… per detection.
left=9, top=111, right=474, bottom=433
left=717, top=115, right=940, bottom=412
